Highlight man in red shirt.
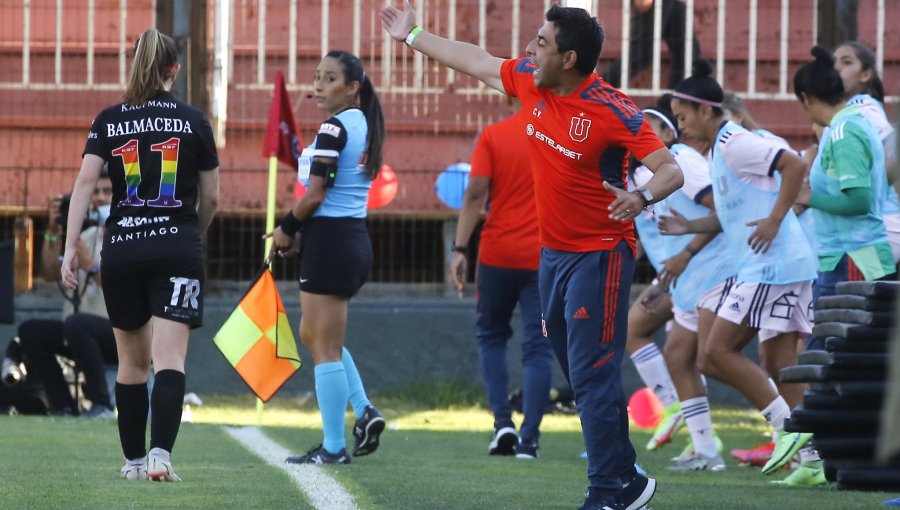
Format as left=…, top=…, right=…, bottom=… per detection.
left=383, top=3, right=683, bottom=509
left=450, top=107, right=553, bottom=459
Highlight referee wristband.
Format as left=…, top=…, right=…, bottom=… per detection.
left=684, top=245, right=699, bottom=257
left=405, top=26, right=423, bottom=46
left=279, top=211, right=306, bottom=236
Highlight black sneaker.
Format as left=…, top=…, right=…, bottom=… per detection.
left=488, top=426, right=518, bottom=455
left=352, top=405, right=385, bottom=457
left=578, top=487, right=622, bottom=510
left=514, top=438, right=540, bottom=459
left=621, top=473, right=656, bottom=510
left=286, top=444, right=351, bottom=465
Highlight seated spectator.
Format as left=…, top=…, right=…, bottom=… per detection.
left=0, top=336, right=49, bottom=415
left=16, top=167, right=117, bottom=417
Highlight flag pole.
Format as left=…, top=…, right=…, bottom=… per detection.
left=258, top=154, right=279, bottom=426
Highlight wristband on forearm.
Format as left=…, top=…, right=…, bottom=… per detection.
left=280, top=211, right=305, bottom=236
left=405, top=26, right=423, bottom=46
left=684, top=244, right=698, bottom=257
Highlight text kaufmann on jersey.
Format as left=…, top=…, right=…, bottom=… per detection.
left=106, top=117, right=193, bottom=137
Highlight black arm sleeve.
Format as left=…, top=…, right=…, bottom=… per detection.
left=312, top=117, right=348, bottom=159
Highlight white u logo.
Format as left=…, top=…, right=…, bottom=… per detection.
left=569, top=117, right=591, bottom=142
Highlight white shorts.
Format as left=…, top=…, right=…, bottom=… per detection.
left=672, top=304, right=699, bottom=333
left=697, top=277, right=736, bottom=314
left=759, top=301, right=815, bottom=342
left=717, top=280, right=813, bottom=336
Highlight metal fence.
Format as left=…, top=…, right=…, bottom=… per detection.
left=0, top=0, right=896, bottom=286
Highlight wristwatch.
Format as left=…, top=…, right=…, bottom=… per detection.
left=635, top=188, right=654, bottom=208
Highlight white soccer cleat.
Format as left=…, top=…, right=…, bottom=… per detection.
left=148, top=449, right=182, bottom=482
left=119, top=458, right=148, bottom=481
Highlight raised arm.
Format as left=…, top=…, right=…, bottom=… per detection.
left=381, top=0, right=505, bottom=92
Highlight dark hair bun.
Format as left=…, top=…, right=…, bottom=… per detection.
left=691, top=59, right=714, bottom=79
left=810, top=45, right=834, bottom=66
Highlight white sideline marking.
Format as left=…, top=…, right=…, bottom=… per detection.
left=224, top=426, right=359, bottom=510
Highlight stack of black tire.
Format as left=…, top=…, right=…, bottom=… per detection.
left=780, top=280, right=900, bottom=491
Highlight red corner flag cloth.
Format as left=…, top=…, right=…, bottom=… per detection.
left=262, top=71, right=302, bottom=169
left=214, top=266, right=301, bottom=402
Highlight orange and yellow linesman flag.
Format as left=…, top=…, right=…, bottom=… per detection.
left=214, top=266, right=301, bottom=402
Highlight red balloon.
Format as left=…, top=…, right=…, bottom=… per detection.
left=627, top=387, right=664, bottom=429
left=368, top=164, right=398, bottom=210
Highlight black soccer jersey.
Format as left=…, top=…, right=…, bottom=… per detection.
left=83, top=91, right=219, bottom=263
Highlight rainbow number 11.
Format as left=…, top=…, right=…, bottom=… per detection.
left=111, top=137, right=183, bottom=208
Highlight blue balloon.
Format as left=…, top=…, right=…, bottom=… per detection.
left=435, top=162, right=471, bottom=209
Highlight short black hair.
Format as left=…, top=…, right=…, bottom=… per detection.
left=545, top=5, right=604, bottom=76
left=793, top=46, right=845, bottom=106
left=99, top=163, right=109, bottom=180
left=673, top=60, right=724, bottom=115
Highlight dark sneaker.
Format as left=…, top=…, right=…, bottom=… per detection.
left=286, top=444, right=351, bottom=465
left=514, top=438, right=540, bottom=459
left=622, top=473, right=656, bottom=510
left=578, top=487, right=621, bottom=510
left=488, top=426, right=518, bottom=456
left=352, top=405, right=385, bottom=457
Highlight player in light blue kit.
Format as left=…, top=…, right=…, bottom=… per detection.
left=833, top=42, right=898, bottom=266
left=663, top=61, right=818, bottom=478
left=633, top=96, right=731, bottom=471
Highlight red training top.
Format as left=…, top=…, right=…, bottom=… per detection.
left=500, top=57, right=664, bottom=253
left=470, top=112, right=540, bottom=270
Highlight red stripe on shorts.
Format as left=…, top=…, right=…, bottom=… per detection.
left=602, top=252, right=622, bottom=344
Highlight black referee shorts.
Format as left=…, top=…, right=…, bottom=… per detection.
left=101, top=256, right=205, bottom=330
left=298, top=217, right=372, bottom=297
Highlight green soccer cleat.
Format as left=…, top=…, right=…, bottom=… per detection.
left=770, top=460, right=827, bottom=486
left=761, top=432, right=812, bottom=475
left=646, top=402, right=684, bottom=451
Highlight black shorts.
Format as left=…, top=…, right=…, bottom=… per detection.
left=101, top=256, right=205, bottom=330
left=298, top=217, right=372, bottom=297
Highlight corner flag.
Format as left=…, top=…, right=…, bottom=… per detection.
left=262, top=71, right=302, bottom=169
left=214, top=266, right=301, bottom=402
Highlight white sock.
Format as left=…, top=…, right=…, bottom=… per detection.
left=761, top=396, right=791, bottom=431
left=125, top=455, right=147, bottom=467
left=149, top=447, right=170, bottom=463
left=682, top=397, right=717, bottom=457
left=799, top=446, right=821, bottom=464
left=630, top=343, right=678, bottom=407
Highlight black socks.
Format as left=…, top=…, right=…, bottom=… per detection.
left=150, top=369, right=185, bottom=453
left=115, top=381, right=149, bottom=460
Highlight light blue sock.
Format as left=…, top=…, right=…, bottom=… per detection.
left=314, top=362, right=349, bottom=454
left=342, top=348, right=371, bottom=419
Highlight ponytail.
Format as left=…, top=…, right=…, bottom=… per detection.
left=358, top=75, right=385, bottom=179
left=123, top=28, right=177, bottom=106
left=325, top=50, right=386, bottom=179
